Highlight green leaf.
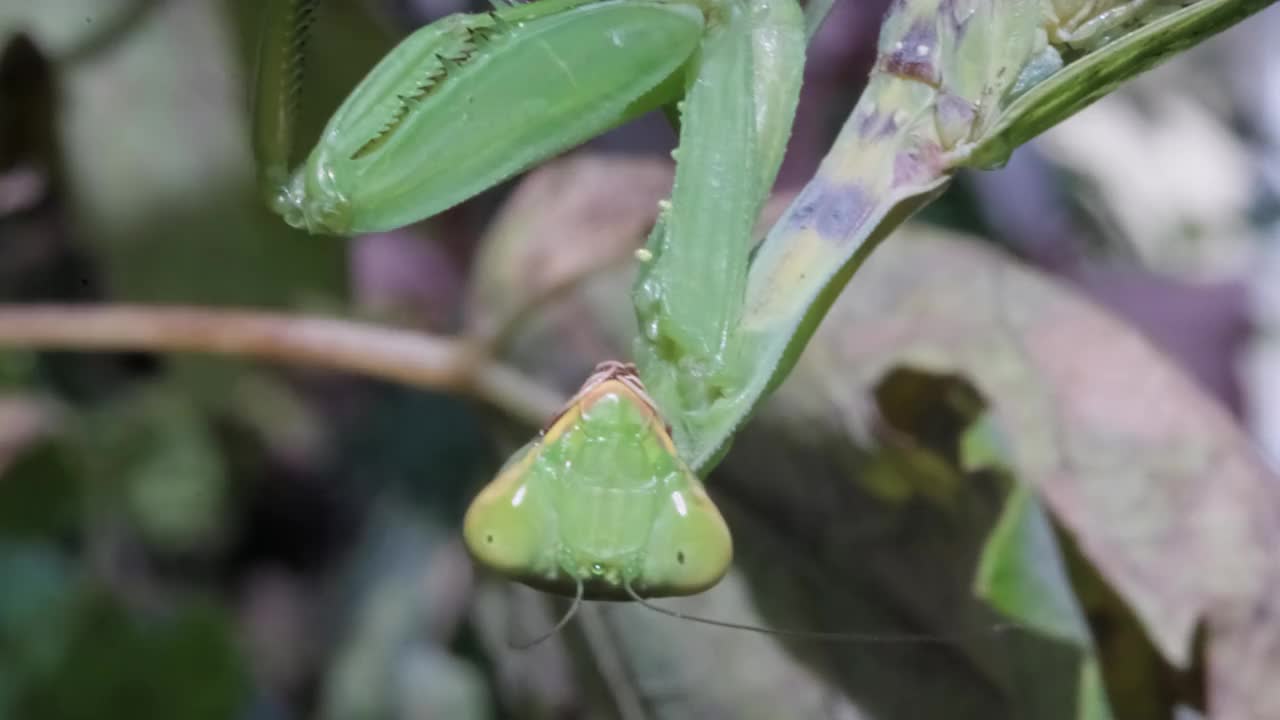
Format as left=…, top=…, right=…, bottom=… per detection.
left=976, top=484, right=1090, bottom=645
left=976, top=484, right=1113, bottom=720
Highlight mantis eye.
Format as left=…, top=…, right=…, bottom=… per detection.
left=462, top=443, right=551, bottom=580
left=637, top=485, right=732, bottom=597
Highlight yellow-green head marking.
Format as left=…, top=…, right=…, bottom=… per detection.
left=464, top=361, right=732, bottom=600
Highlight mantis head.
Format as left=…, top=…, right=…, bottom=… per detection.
left=463, top=361, right=732, bottom=600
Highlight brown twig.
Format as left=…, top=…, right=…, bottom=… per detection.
left=0, top=304, right=563, bottom=426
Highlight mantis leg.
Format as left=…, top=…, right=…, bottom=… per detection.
left=631, top=0, right=805, bottom=461
left=253, top=0, right=705, bottom=235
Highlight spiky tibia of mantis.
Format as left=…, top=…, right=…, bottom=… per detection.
left=252, top=0, right=707, bottom=235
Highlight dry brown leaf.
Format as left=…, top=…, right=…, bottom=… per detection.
left=805, top=228, right=1280, bottom=719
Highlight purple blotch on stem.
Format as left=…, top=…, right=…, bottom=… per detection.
left=786, top=179, right=875, bottom=244
left=881, top=18, right=940, bottom=86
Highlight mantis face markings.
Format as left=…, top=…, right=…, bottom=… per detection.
left=463, top=361, right=733, bottom=600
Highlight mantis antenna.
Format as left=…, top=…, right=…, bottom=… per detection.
left=508, top=578, right=585, bottom=650
left=623, top=582, right=1019, bottom=646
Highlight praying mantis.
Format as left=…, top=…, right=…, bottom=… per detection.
left=253, top=0, right=1276, bottom=612
left=255, top=0, right=803, bottom=605
left=462, top=360, right=733, bottom=603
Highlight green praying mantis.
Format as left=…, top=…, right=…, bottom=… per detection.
left=253, top=0, right=1276, bottom=622
left=463, top=360, right=733, bottom=604
left=255, top=0, right=803, bottom=608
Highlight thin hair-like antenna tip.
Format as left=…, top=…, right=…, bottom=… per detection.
left=623, top=582, right=1021, bottom=646
left=509, top=579, right=584, bottom=651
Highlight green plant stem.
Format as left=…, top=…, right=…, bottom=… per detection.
left=0, top=303, right=563, bottom=425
